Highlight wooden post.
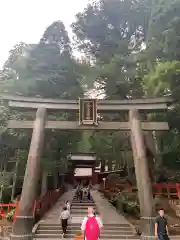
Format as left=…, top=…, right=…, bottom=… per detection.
left=11, top=108, right=46, bottom=240
left=129, top=109, right=155, bottom=238
left=92, top=165, right=98, bottom=185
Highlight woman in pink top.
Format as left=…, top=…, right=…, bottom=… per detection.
left=81, top=207, right=103, bottom=240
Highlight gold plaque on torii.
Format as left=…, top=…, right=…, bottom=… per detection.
left=79, top=98, right=98, bottom=125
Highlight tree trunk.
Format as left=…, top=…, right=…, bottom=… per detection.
left=11, top=158, right=20, bottom=201
left=144, top=131, right=163, bottom=183
left=11, top=108, right=46, bottom=240
left=41, top=170, right=48, bottom=197
left=0, top=185, right=3, bottom=203
left=100, top=159, right=105, bottom=172
left=107, top=159, right=112, bottom=171
left=53, top=171, right=59, bottom=189
left=61, top=174, right=65, bottom=186
left=153, top=131, right=163, bottom=180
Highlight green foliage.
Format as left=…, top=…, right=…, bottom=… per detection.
left=90, top=131, right=129, bottom=160
left=71, top=0, right=180, bottom=178
left=110, top=191, right=140, bottom=217
left=6, top=208, right=15, bottom=221
left=143, top=61, right=180, bottom=98
left=1, top=22, right=82, bottom=99
left=1, top=0, right=180, bottom=202
left=71, top=0, right=156, bottom=99
left=0, top=20, right=84, bottom=200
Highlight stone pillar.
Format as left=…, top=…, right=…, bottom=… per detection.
left=129, top=109, right=155, bottom=238
left=11, top=108, right=46, bottom=240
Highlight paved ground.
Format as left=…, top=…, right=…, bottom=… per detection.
left=91, top=190, right=132, bottom=225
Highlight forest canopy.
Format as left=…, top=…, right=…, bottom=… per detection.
left=1, top=0, right=180, bottom=201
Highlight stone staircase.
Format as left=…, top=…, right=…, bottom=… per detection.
left=34, top=223, right=139, bottom=239
left=34, top=191, right=140, bottom=239
left=33, top=190, right=180, bottom=240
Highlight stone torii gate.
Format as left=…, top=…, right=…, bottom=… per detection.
left=1, top=95, right=171, bottom=240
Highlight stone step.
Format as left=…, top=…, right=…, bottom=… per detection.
left=70, top=210, right=96, bottom=213
left=38, top=223, right=131, bottom=227
left=34, top=233, right=136, bottom=239
left=70, top=209, right=97, bottom=212
left=70, top=210, right=98, bottom=213
left=72, top=199, right=94, bottom=201
left=71, top=203, right=95, bottom=206
left=72, top=199, right=94, bottom=202
left=36, top=229, right=134, bottom=235
left=72, top=201, right=95, bottom=204
left=70, top=206, right=95, bottom=209
left=37, top=226, right=132, bottom=233
left=72, top=199, right=93, bottom=201
left=71, top=206, right=95, bottom=208
left=34, top=238, right=140, bottom=240
left=71, top=204, right=96, bottom=207
left=38, top=226, right=132, bottom=231
left=34, top=239, right=180, bottom=240
left=33, top=235, right=180, bottom=240
left=70, top=205, right=96, bottom=208
left=73, top=198, right=93, bottom=200
left=71, top=206, right=96, bottom=209
left=71, top=202, right=96, bottom=206
left=72, top=201, right=95, bottom=202
left=37, top=226, right=133, bottom=231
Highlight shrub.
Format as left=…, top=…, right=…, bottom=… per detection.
left=115, top=191, right=140, bottom=218
left=6, top=208, right=15, bottom=221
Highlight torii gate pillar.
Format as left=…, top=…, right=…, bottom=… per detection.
left=11, top=108, right=46, bottom=240
left=129, top=109, right=155, bottom=238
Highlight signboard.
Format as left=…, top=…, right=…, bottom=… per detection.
left=79, top=98, right=98, bottom=125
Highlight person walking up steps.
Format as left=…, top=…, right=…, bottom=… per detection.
left=66, top=200, right=71, bottom=212
left=87, top=185, right=91, bottom=201
left=60, top=206, right=71, bottom=238
left=79, top=185, right=83, bottom=202
left=81, top=207, right=103, bottom=240
left=66, top=200, right=72, bottom=221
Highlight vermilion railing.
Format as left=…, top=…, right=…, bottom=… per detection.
left=0, top=186, right=66, bottom=224
left=101, top=183, right=180, bottom=199
left=0, top=202, right=18, bottom=221
left=152, top=183, right=180, bottom=198
left=34, top=187, right=65, bottom=221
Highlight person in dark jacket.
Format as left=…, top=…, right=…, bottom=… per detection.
left=87, top=185, right=91, bottom=201
left=155, top=208, right=169, bottom=240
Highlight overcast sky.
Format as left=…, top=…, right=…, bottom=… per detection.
left=0, top=0, right=89, bottom=68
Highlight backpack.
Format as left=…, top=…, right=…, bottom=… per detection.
left=85, top=216, right=99, bottom=240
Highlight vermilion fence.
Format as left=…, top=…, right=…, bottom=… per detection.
left=34, top=187, right=65, bottom=221
left=0, top=187, right=65, bottom=224
left=0, top=202, right=18, bottom=221
left=103, top=183, right=180, bottom=199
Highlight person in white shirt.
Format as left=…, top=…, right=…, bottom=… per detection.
left=59, top=206, right=70, bottom=237
left=66, top=200, right=71, bottom=212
